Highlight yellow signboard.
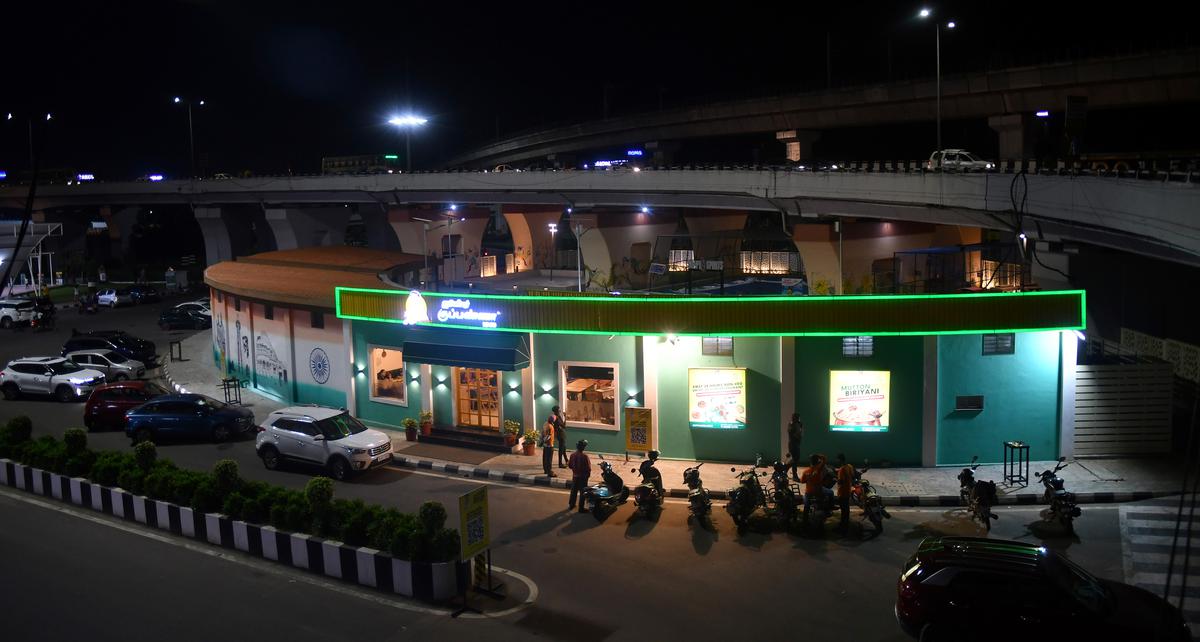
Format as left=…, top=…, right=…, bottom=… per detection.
left=829, top=370, right=891, bottom=433
left=624, top=407, right=653, bottom=452
left=688, top=368, right=747, bottom=429
left=457, top=486, right=490, bottom=560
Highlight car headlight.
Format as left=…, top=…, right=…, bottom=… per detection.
left=986, top=163, right=994, bottom=169
left=346, top=446, right=367, bottom=455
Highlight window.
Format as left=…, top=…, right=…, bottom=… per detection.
left=72, top=355, right=92, bottom=365
left=265, top=304, right=274, bottom=320
left=12, top=364, right=41, bottom=375
left=559, top=361, right=619, bottom=430
left=311, top=312, right=324, bottom=329
left=740, top=251, right=799, bottom=275
left=479, top=255, right=497, bottom=278
left=982, top=334, right=1016, bottom=355
left=668, top=249, right=694, bottom=272
left=217, top=292, right=223, bottom=303
left=369, top=345, right=407, bottom=406
left=234, top=298, right=241, bottom=312
left=702, top=337, right=734, bottom=356
left=105, top=351, right=127, bottom=364
left=317, top=413, right=368, bottom=440
left=842, top=336, right=874, bottom=357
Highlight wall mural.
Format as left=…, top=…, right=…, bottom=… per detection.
left=309, top=347, right=331, bottom=384
left=255, top=332, right=290, bottom=398
left=212, top=311, right=228, bottom=376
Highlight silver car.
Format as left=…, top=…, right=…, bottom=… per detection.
left=255, top=405, right=393, bottom=480
left=0, top=356, right=106, bottom=402
left=926, top=149, right=995, bottom=172
left=65, top=350, right=146, bottom=381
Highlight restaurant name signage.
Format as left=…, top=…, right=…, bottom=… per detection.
left=436, top=298, right=502, bottom=328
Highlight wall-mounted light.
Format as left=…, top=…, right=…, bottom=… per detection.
left=354, top=364, right=366, bottom=375
left=666, top=333, right=679, bottom=345
left=1072, top=330, right=1086, bottom=342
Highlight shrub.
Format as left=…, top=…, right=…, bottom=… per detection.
left=212, top=459, right=240, bottom=495
left=336, top=500, right=382, bottom=546
left=430, top=528, right=461, bottom=563
left=91, top=451, right=133, bottom=487
left=117, top=466, right=146, bottom=494
left=305, top=477, right=334, bottom=512
left=143, top=462, right=183, bottom=501
left=190, top=478, right=223, bottom=513
left=63, top=428, right=87, bottom=458
left=22, top=436, right=67, bottom=474
left=368, top=509, right=415, bottom=552
left=222, top=492, right=247, bottom=520
left=6, top=416, right=33, bottom=443
left=418, top=500, right=448, bottom=534
left=133, top=441, right=157, bottom=471
left=64, top=450, right=97, bottom=478
left=388, top=521, right=418, bottom=560
left=243, top=484, right=285, bottom=525
left=170, top=470, right=207, bottom=507
left=280, top=492, right=312, bottom=532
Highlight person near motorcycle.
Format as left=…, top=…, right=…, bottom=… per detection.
left=800, top=453, right=830, bottom=520
left=541, top=417, right=557, bottom=477
left=567, top=439, right=591, bottom=513
left=639, top=450, right=664, bottom=497
left=834, top=453, right=855, bottom=534
left=787, top=413, right=804, bottom=481
left=552, top=405, right=568, bottom=469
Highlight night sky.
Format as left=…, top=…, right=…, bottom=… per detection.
left=2, top=1, right=1194, bottom=178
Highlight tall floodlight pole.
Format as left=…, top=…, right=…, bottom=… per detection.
left=918, top=10, right=955, bottom=154
left=388, top=114, right=428, bottom=172
left=173, top=97, right=205, bottom=178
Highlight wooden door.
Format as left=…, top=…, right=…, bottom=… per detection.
left=455, top=368, right=500, bottom=429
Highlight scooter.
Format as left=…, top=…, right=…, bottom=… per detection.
left=726, top=463, right=769, bottom=531
left=852, top=460, right=891, bottom=533
left=586, top=461, right=630, bottom=518
left=683, top=462, right=712, bottom=525
left=630, top=459, right=665, bottom=516
left=1036, top=457, right=1081, bottom=533
left=958, top=455, right=999, bottom=531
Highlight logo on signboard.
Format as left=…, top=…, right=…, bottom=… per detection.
left=436, top=298, right=502, bottom=328
left=309, top=348, right=331, bottom=384
left=402, top=290, right=430, bottom=325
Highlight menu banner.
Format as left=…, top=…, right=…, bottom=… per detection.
left=688, top=368, right=747, bottom=429
left=829, top=370, right=891, bottom=433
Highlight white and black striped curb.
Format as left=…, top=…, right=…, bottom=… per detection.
left=386, top=456, right=1177, bottom=506
left=0, top=458, right=466, bottom=601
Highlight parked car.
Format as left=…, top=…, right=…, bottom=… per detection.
left=174, top=299, right=211, bottom=317
left=0, top=298, right=37, bottom=329
left=1, top=356, right=106, bottom=402
left=97, top=288, right=134, bottom=307
left=925, top=149, right=995, bottom=172
left=84, top=380, right=170, bottom=430
left=63, top=330, right=158, bottom=368
left=158, top=307, right=211, bottom=330
left=65, top=349, right=146, bottom=381
left=124, top=393, right=255, bottom=444
left=127, top=285, right=161, bottom=304
left=896, top=536, right=1190, bottom=640
left=255, top=405, right=393, bottom=481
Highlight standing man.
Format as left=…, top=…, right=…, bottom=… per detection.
left=787, top=413, right=804, bottom=481
left=568, top=439, right=592, bottom=512
left=835, top=453, right=855, bottom=535
left=800, top=453, right=826, bottom=523
left=541, top=415, right=557, bottom=477
left=553, top=405, right=568, bottom=469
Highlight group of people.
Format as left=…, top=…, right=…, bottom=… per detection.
left=539, top=405, right=598, bottom=513
left=789, top=412, right=857, bottom=533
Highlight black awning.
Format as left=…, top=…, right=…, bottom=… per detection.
left=401, top=326, right=530, bottom=371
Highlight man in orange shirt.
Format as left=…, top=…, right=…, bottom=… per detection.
left=835, top=453, right=855, bottom=535
left=800, top=454, right=829, bottom=522
left=541, top=417, right=557, bottom=477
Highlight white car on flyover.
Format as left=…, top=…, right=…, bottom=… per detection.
left=926, top=149, right=995, bottom=172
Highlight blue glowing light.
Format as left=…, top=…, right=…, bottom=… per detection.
left=148, top=174, right=164, bottom=182
left=626, top=149, right=643, bottom=157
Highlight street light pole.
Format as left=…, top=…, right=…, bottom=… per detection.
left=919, top=9, right=954, bottom=154
left=388, top=114, right=428, bottom=172
left=173, top=97, right=203, bottom=178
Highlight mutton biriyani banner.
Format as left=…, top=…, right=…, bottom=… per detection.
left=829, top=371, right=891, bottom=433
left=688, top=368, right=747, bottom=429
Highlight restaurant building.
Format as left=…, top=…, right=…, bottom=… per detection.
left=206, top=247, right=1085, bottom=467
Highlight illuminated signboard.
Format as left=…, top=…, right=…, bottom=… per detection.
left=0, top=171, right=7, bottom=180
left=626, top=149, right=644, bottom=157
left=77, top=173, right=95, bottom=181
left=829, top=370, right=891, bottom=432
left=688, top=368, right=746, bottom=429
left=436, top=298, right=502, bottom=328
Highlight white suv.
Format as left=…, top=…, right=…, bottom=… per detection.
left=97, top=288, right=134, bottom=307
left=926, top=149, right=995, bottom=172
left=0, top=299, right=37, bottom=329
left=255, top=405, right=393, bottom=480
left=1, top=356, right=106, bottom=402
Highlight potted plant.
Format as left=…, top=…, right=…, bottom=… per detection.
left=419, top=410, right=433, bottom=436
left=402, top=417, right=418, bottom=442
left=521, top=428, right=539, bottom=456
left=502, top=420, right=521, bottom=447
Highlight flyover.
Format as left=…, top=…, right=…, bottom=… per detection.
left=3, top=166, right=1198, bottom=267
left=445, top=49, right=1200, bottom=167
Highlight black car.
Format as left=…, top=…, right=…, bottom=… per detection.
left=62, top=330, right=158, bottom=368
left=128, top=285, right=161, bottom=304
left=896, top=536, right=1190, bottom=641
left=158, top=307, right=210, bottom=330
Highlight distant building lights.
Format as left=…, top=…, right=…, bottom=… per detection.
left=0, top=171, right=6, bottom=180
left=626, top=149, right=643, bottom=157
left=384, top=154, right=399, bottom=160
left=449, top=204, right=457, bottom=211
left=149, top=174, right=164, bottom=182
left=1035, top=110, right=1050, bottom=118
left=640, top=206, right=650, bottom=214
left=594, top=160, right=613, bottom=168
left=632, top=166, right=641, bottom=172
left=77, top=173, right=95, bottom=181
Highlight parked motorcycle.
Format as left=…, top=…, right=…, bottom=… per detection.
left=768, top=460, right=802, bottom=527
left=851, top=460, right=891, bottom=533
left=586, top=461, right=630, bottom=518
left=1036, top=457, right=1081, bottom=533
left=683, top=463, right=712, bottom=525
left=958, top=455, right=999, bottom=531
left=77, top=296, right=98, bottom=315
left=726, top=464, right=769, bottom=531
left=31, top=311, right=56, bottom=332
left=630, top=458, right=665, bottom=516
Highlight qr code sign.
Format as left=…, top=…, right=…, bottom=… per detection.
left=630, top=426, right=648, bottom=446
left=466, top=513, right=485, bottom=545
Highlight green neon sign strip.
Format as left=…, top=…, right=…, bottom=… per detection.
left=384, top=154, right=399, bottom=160
left=335, top=286, right=1085, bottom=337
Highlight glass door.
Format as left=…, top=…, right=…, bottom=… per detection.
left=455, top=368, right=500, bottom=429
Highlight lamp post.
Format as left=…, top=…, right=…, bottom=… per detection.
left=5, top=111, right=50, bottom=170
left=918, top=9, right=955, bottom=154
left=387, top=114, right=428, bottom=172
left=547, top=222, right=558, bottom=283
left=173, top=97, right=204, bottom=178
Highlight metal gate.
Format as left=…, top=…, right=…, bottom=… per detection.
left=1073, top=362, right=1173, bottom=457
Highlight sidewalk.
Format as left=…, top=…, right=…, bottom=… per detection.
left=165, top=332, right=1184, bottom=506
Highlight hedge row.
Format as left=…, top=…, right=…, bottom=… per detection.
left=0, top=416, right=460, bottom=562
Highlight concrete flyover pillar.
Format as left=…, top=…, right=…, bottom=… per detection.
left=776, top=130, right=821, bottom=162
left=357, top=208, right=401, bottom=251
left=99, top=206, right=141, bottom=257
left=194, top=206, right=232, bottom=266
left=263, top=207, right=351, bottom=250
left=988, top=113, right=1034, bottom=160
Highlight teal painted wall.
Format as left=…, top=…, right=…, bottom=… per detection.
left=532, top=334, right=639, bottom=455
left=792, top=336, right=925, bottom=467
left=352, top=321, right=420, bottom=430
left=937, top=332, right=1061, bottom=465
left=431, top=365, right=454, bottom=427
left=655, top=336, right=781, bottom=463
left=296, top=382, right=347, bottom=411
